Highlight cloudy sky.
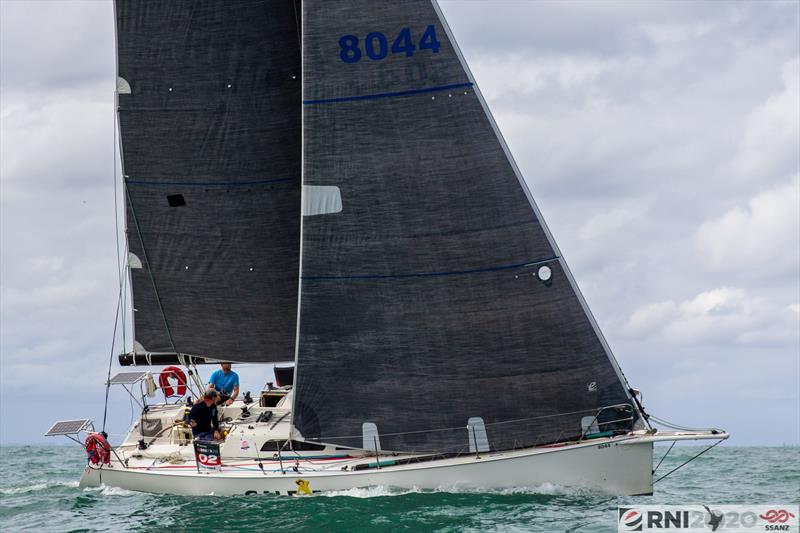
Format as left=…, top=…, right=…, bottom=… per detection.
left=1, top=1, right=798, bottom=447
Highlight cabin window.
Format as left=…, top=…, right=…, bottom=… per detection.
left=260, top=440, right=284, bottom=452
left=260, top=392, right=285, bottom=407
left=291, top=440, right=326, bottom=451
left=260, top=439, right=326, bottom=452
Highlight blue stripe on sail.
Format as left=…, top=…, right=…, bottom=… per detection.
left=302, top=256, right=559, bottom=281
left=126, top=177, right=295, bottom=188
left=303, top=82, right=474, bottom=105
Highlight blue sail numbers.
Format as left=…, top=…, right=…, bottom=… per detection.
left=339, top=25, right=441, bottom=63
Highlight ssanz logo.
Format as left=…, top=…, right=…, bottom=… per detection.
left=617, top=505, right=799, bottom=532
left=761, top=510, right=796, bottom=524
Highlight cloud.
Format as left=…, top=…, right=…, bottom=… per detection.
left=731, top=58, right=800, bottom=185
left=439, top=0, right=797, bottom=58
left=694, top=177, right=800, bottom=276
left=1, top=1, right=797, bottom=447
left=622, top=286, right=799, bottom=346
left=0, top=0, right=113, bottom=93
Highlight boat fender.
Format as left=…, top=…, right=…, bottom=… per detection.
left=144, top=372, right=158, bottom=397
left=85, top=432, right=111, bottom=465
left=159, top=366, right=187, bottom=398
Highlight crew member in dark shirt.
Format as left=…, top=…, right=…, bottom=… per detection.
left=188, top=390, right=221, bottom=441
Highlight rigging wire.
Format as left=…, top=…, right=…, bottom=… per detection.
left=652, top=440, right=676, bottom=474
left=125, top=185, right=179, bottom=355
left=650, top=414, right=722, bottom=433
left=291, top=0, right=301, bottom=53
left=102, top=89, right=124, bottom=433
left=102, top=290, right=122, bottom=432
left=121, top=236, right=128, bottom=352
left=306, top=405, right=629, bottom=442
left=653, top=438, right=725, bottom=484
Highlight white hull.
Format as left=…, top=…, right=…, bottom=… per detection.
left=82, top=436, right=657, bottom=496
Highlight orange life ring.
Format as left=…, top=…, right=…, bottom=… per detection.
left=85, top=432, right=111, bottom=465
left=159, top=366, right=187, bottom=398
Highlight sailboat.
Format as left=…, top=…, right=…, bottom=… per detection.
left=46, top=0, right=727, bottom=496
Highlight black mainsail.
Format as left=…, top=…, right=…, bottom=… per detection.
left=116, top=0, right=301, bottom=362
left=293, top=1, right=636, bottom=452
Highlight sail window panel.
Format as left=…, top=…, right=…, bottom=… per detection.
left=362, top=422, right=381, bottom=451
left=303, top=185, right=343, bottom=216
left=467, top=418, right=490, bottom=453
left=166, top=194, right=186, bottom=207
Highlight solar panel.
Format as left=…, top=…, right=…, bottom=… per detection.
left=45, top=419, right=92, bottom=436
left=108, top=371, right=147, bottom=385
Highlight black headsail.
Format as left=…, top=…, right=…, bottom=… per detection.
left=115, top=0, right=302, bottom=363
left=294, top=0, right=637, bottom=452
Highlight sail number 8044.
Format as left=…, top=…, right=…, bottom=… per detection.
left=339, top=25, right=441, bottom=63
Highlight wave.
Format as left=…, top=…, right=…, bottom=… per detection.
left=78, top=484, right=139, bottom=497
left=0, top=480, right=79, bottom=495
left=318, top=482, right=601, bottom=499
left=320, top=485, right=417, bottom=498
left=99, top=485, right=139, bottom=496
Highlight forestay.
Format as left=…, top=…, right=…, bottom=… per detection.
left=294, top=0, right=635, bottom=452
left=116, top=0, right=302, bottom=362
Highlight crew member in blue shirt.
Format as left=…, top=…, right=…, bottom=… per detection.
left=207, top=362, right=239, bottom=406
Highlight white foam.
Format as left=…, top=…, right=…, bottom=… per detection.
left=320, top=485, right=420, bottom=498
left=0, top=480, right=79, bottom=495
left=98, top=484, right=138, bottom=496
left=318, top=482, right=598, bottom=499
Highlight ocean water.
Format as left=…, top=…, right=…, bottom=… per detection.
left=0, top=446, right=797, bottom=532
